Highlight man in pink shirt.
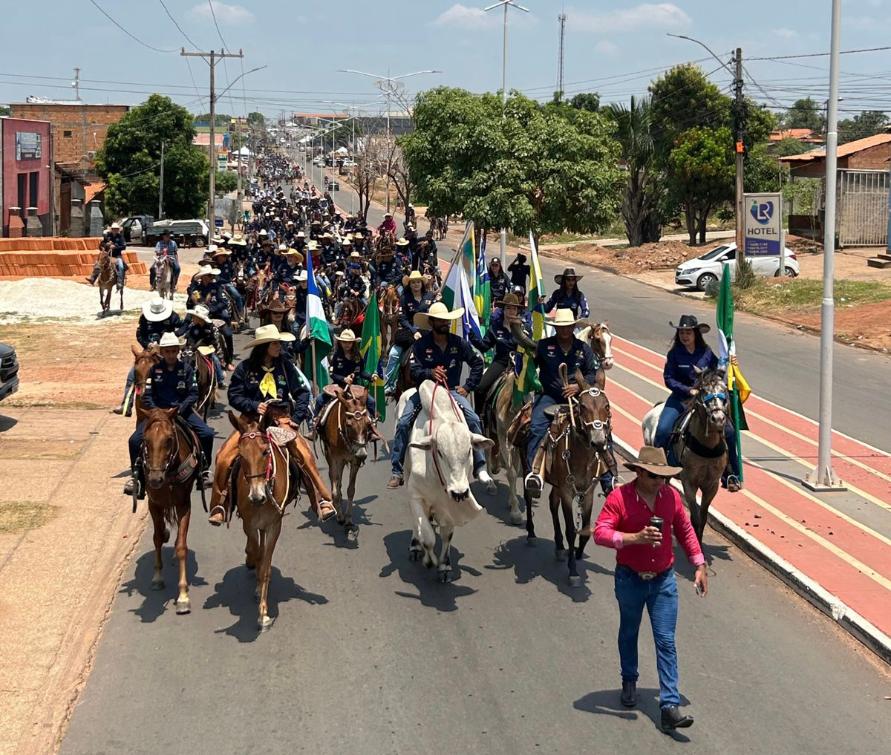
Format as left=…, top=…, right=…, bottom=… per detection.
left=594, top=446, right=708, bottom=733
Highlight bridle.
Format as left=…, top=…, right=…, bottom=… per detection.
left=426, top=382, right=464, bottom=489
left=141, top=415, right=195, bottom=485
left=237, top=429, right=291, bottom=513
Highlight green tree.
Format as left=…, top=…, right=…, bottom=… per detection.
left=215, top=170, right=238, bottom=195
left=403, top=88, right=621, bottom=241
left=246, top=111, right=265, bottom=127
left=783, top=97, right=823, bottom=131
left=97, top=94, right=208, bottom=218
left=569, top=92, right=600, bottom=112
left=649, top=65, right=731, bottom=154
left=0, top=105, right=10, bottom=117
left=838, top=110, right=889, bottom=144
left=607, top=96, right=666, bottom=245
left=771, top=137, right=813, bottom=156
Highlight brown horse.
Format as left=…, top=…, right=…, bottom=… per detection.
left=130, top=344, right=160, bottom=422
left=140, top=408, right=199, bottom=613
left=189, top=347, right=217, bottom=421
left=380, top=285, right=400, bottom=358
left=227, top=411, right=296, bottom=630
left=97, top=247, right=123, bottom=315
left=336, top=297, right=365, bottom=333
left=319, top=384, right=374, bottom=534
left=529, top=368, right=613, bottom=586
left=490, top=369, right=527, bottom=525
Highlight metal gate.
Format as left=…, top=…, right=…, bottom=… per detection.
left=837, top=169, right=889, bottom=247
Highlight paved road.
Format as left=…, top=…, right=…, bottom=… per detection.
left=63, top=328, right=890, bottom=754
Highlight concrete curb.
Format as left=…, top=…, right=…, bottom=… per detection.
left=611, top=436, right=891, bottom=666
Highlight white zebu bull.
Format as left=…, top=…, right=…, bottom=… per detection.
left=398, top=380, right=493, bottom=583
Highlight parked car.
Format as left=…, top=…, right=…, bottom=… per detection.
left=674, top=242, right=799, bottom=291
left=118, top=215, right=154, bottom=245
left=145, top=219, right=210, bottom=249
left=0, top=343, right=20, bottom=402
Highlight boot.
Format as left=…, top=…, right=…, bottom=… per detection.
left=621, top=680, right=637, bottom=708
left=124, top=465, right=145, bottom=500
left=661, top=706, right=694, bottom=732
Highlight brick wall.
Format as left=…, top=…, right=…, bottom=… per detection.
left=9, top=103, right=129, bottom=169
left=847, top=142, right=891, bottom=171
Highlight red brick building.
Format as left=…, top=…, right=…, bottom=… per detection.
left=0, top=117, right=53, bottom=236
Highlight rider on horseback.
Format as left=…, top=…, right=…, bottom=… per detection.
left=543, top=267, right=590, bottom=320
left=126, top=332, right=214, bottom=498
left=86, top=223, right=126, bottom=288
left=178, top=304, right=226, bottom=386
left=387, top=302, right=494, bottom=490
left=470, top=292, right=529, bottom=412
left=383, top=270, right=432, bottom=393
left=212, top=247, right=244, bottom=315
left=150, top=229, right=180, bottom=291
left=187, top=267, right=235, bottom=371
left=653, top=315, right=741, bottom=492
left=523, top=309, right=601, bottom=499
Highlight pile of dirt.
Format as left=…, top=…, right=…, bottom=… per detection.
left=785, top=234, right=823, bottom=254
left=554, top=240, right=704, bottom=274
left=796, top=300, right=891, bottom=352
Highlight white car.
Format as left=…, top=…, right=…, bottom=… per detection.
left=675, top=242, right=799, bottom=291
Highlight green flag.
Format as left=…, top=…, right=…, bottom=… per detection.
left=359, top=291, right=386, bottom=422
left=513, top=234, right=547, bottom=406
left=716, top=264, right=747, bottom=480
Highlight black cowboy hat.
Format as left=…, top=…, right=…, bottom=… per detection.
left=554, top=266, right=583, bottom=285
left=670, top=314, right=711, bottom=334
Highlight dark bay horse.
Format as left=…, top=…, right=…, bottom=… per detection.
left=528, top=367, right=613, bottom=586
left=318, top=384, right=374, bottom=534
left=380, top=285, right=400, bottom=358
left=141, top=408, right=199, bottom=613
left=97, top=246, right=123, bottom=315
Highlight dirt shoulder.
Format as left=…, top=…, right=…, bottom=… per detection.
left=0, top=320, right=147, bottom=754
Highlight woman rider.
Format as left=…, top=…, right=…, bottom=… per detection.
left=487, top=257, right=509, bottom=306
left=542, top=267, right=590, bottom=319
left=207, top=324, right=335, bottom=525
left=470, top=293, right=526, bottom=412
left=653, top=315, right=742, bottom=492
left=383, top=270, right=432, bottom=393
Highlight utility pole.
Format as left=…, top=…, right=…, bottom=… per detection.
left=557, top=12, right=566, bottom=98
left=72, top=67, right=81, bottom=101
left=180, top=47, right=245, bottom=231
left=804, top=0, right=845, bottom=491
left=158, top=140, right=165, bottom=219
left=733, top=47, right=746, bottom=256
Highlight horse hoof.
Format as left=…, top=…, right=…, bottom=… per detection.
left=151, top=579, right=165, bottom=591
left=175, top=598, right=191, bottom=615
left=162, top=528, right=170, bottom=544
left=258, top=615, right=274, bottom=631
left=555, top=549, right=568, bottom=562
left=509, top=510, right=524, bottom=526
left=568, top=575, right=582, bottom=587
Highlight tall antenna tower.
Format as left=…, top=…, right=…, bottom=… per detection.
left=557, top=12, right=566, bottom=97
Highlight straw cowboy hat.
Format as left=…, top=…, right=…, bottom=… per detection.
left=495, top=292, right=525, bottom=309
left=247, top=324, right=296, bottom=348
left=348, top=250, right=362, bottom=259
left=157, top=332, right=185, bottom=349
left=335, top=329, right=360, bottom=343
left=142, top=296, right=174, bottom=322
left=206, top=244, right=219, bottom=255
left=395, top=238, right=410, bottom=247
left=193, top=267, right=221, bottom=279
left=307, top=240, right=319, bottom=250
left=548, top=308, right=581, bottom=327
left=414, top=301, right=465, bottom=330
left=403, top=270, right=425, bottom=287
left=554, top=266, right=583, bottom=285
left=284, top=249, right=304, bottom=262
left=264, top=298, right=290, bottom=315
left=186, top=304, right=211, bottom=322
left=670, top=314, right=711, bottom=335
left=229, top=234, right=246, bottom=246
left=623, top=446, right=683, bottom=478
left=212, top=247, right=232, bottom=257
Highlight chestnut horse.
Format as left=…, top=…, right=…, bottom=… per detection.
left=97, top=246, right=123, bottom=315
left=380, top=284, right=400, bottom=358
left=130, top=344, right=160, bottom=422
left=140, top=408, right=199, bottom=613
left=319, top=384, right=374, bottom=534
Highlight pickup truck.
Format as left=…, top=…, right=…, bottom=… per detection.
left=145, top=219, right=210, bottom=249
left=0, top=343, right=20, bottom=402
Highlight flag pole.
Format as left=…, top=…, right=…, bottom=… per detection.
left=310, top=338, right=318, bottom=394
left=442, top=220, right=472, bottom=289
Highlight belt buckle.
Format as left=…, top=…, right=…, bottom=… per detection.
left=638, top=571, right=657, bottom=581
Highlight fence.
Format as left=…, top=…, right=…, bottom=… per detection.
left=837, top=169, right=889, bottom=247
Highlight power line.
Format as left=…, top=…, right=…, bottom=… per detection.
left=87, top=0, right=177, bottom=54
left=158, top=0, right=200, bottom=48
left=749, top=45, right=891, bottom=61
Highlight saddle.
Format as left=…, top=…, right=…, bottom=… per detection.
left=507, top=399, right=533, bottom=449
left=173, top=415, right=202, bottom=480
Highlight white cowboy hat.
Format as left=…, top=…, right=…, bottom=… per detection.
left=296, top=231, right=306, bottom=238
left=342, top=237, right=352, bottom=246
left=110, top=222, right=122, bottom=230
left=187, top=304, right=211, bottom=322
left=395, top=238, right=410, bottom=247
left=157, top=332, right=185, bottom=349
left=193, top=267, right=221, bottom=279
left=206, top=244, right=219, bottom=254
left=349, top=250, right=361, bottom=259
left=414, top=301, right=464, bottom=330
left=222, top=231, right=233, bottom=240
left=258, top=229, right=268, bottom=236
left=336, top=329, right=360, bottom=343
left=229, top=234, right=246, bottom=246
left=295, top=270, right=308, bottom=282
left=548, top=308, right=581, bottom=328
left=212, top=236, right=225, bottom=244
left=142, top=296, right=173, bottom=322
left=278, top=243, right=289, bottom=252
left=247, top=324, right=296, bottom=348
left=306, top=240, right=319, bottom=250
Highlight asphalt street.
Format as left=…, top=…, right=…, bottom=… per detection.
left=63, top=330, right=890, bottom=754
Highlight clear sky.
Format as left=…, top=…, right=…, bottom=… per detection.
left=1, top=1, right=890, bottom=119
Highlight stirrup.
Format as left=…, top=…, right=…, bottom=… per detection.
left=524, top=472, right=543, bottom=499
left=208, top=504, right=227, bottom=526
left=725, top=475, right=742, bottom=493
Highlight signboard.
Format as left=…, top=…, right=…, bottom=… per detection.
left=15, top=132, right=42, bottom=160
left=743, top=192, right=783, bottom=256
left=215, top=217, right=224, bottom=228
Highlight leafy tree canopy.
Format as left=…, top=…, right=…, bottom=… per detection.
left=569, top=92, right=600, bottom=112
left=838, top=110, right=889, bottom=145
left=246, top=111, right=265, bottom=126
left=783, top=97, right=823, bottom=131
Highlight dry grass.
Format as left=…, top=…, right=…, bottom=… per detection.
left=0, top=501, right=58, bottom=534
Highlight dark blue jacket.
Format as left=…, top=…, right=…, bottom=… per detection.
left=410, top=332, right=484, bottom=392
left=188, top=282, right=230, bottom=321
left=215, top=259, right=234, bottom=284
left=143, top=359, right=197, bottom=415
left=543, top=288, right=590, bottom=319
left=534, top=335, right=598, bottom=403
left=330, top=348, right=372, bottom=386
left=136, top=312, right=182, bottom=348
left=373, top=258, right=398, bottom=287
left=489, top=271, right=509, bottom=304
left=470, top=308, right=518, bottom=362
left=228, top=356, right=310, bottom=423
left=177, top=320, right=215, bottom=349
left=399, top=291, right=432, bottom=334
left=663, top=343, right=718, bottom=400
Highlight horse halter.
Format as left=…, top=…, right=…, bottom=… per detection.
left=142, top=417, right=180, bottom=477
left=238, top=430, right=272, bottom=482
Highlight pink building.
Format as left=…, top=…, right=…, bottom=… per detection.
left=1, top=117, right=53, bottom=236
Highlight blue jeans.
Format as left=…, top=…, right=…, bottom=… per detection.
left=526, top=395, right=558, bottom=470
left=390, top=390, right=485, bottom=477
left=384, top=344, right=403, bottom=390
left=120, top=366, right=136, bottom=410
left=614, top=566, right=681, bottom=709
left=654, top=394, right=741, bottom=479
left=114, top=257, right=125, bottom=286
left=223, top=282, right=243, bottom=312
left=129, top=411, right=215, bottom=468
left=211, top=353, right=225, bottom=383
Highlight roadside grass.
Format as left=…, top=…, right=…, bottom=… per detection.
left=0, top=501, right=58, bottom=534
left=733, top=278, right=891, bottom=314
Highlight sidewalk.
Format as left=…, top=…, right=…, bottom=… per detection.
left=0, top=407, right=146, bottom=755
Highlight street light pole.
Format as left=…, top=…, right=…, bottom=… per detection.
left=804, top=0, right=845, bottom=491
left=484, top=1, right=530, bottom=263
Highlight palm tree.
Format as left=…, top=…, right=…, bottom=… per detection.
left=608, top=96, right=665, bottom=246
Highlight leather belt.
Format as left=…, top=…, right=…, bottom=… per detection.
left=638, top=571, right=658, bottom=581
